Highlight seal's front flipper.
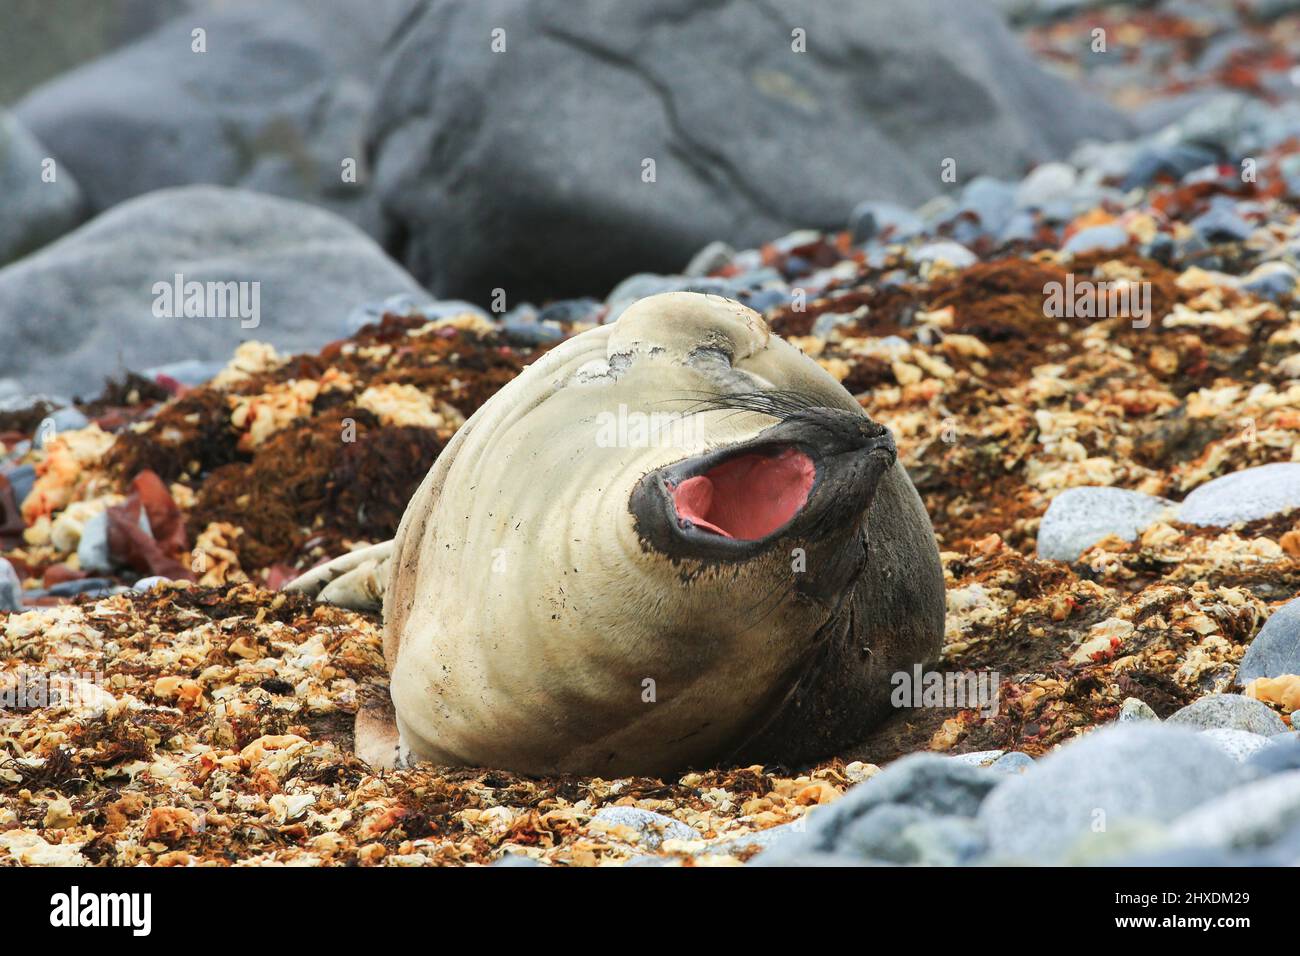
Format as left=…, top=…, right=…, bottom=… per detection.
left=354, top=682, right=403, bottom=770
left=284, top=540, right=394, bottom=611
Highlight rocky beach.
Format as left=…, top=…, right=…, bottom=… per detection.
left=3, top=0, right=1300, bottom=869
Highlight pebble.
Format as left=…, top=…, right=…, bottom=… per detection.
left=1062, top=223, right=1129, bottom=255
left=1, top=463, right=34, bottom=506
left=1237, top=596, right=1300, bottom=683
left=343, top=293, right=485, bottom=336
left=950, top=750, right=1034, bottom=774
left=1198, top=728, right=1276, bottom=763
left=500, top=304, right=566, bottom=345
left=1121, top=143, right=1221, bottom=190
left=848, top=200, right=923, bottom=244
left=1241, top=261, right=1297, bottom=301
left=0, top=557, right=20, bottom=612
left=956, top=176, right=1018, bottom=235
left=46, top=577, right=115, bottom=597
left=1118, top=697, right=1159, bottom=722
left=1037, top=487, right=1174, bottom=562
left=132, top=576, right=172, bottom=592
left=1015, top=161, right=1077, bottom=209
left=977, top=723, right=1246, bottom=863
left=33, top=407, right=89, bottom=447
left=590, top=807, right=699, bottom=850
left=764, top=753, right=1000, bottom=865
left=1166, top=693, right=1288, bottom=736
left=911, top=241, right=976, bottom=269
left=683, top=240, right=734, bottom=277
left=75, top=511, right=112, bottom=575
left=1177, top=462, right=1300, bottom=526
left=1191, top=205, right=1255, bottom=243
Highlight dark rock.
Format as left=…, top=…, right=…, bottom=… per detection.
left=368, top=0, right=1126, bottom=303
left=16, top=1, right=415, bottom=233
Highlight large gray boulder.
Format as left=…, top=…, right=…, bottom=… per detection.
left=14, top=0, right=416, bottom=233
left=0, top=185, right=427, bottom=395
left=0, top=112, right=85, bottom=265
left=368, top=0, right=1128, bottom=303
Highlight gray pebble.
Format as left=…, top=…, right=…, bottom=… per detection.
left=1118, top=697, right=1159, bottom=722
left=1166, top=693, right=1288, bottom=735
left=1238, top=597, right=1300, bottom=684
left=1178, top=462, right=1300, bottom=526
left=590, top=806, right=699, bottom=850
left=1037, top=487, right=1174, bottom=562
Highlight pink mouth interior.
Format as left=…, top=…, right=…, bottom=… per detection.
left=669, top=447, right=815, bottom=540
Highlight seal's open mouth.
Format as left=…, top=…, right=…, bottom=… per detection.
left=630, top=404, right=896, bottom=561
left=667, top=447, right=815, bottom=540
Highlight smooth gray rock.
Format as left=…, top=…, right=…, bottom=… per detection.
left=978, top=724, right=1246, bottom=863
left=759, top=753, right=1000, bottom=866
left=1178, top=462, right=1300, bottom=526
left=0, top=112, right=84, bottom=264
left=590, top=807, right=699, bottom=850
left=0, top=557, right=21, bottom=612
left=368, top=0, right=1126, bottom=302
left=1238, top=597, right=1300, bottom=683
left=1037, top=487, right=1174, bottom=561
left=1062, top=223, right=1129, bottom=256
left=811, top=803, right=986, bottom=865
left=1166, top=694, right=1288, bottom=736
left=1199, top=728, right=1276, bottom=763
left=15, top=0, right=414, bottom=232
left=0, top=186, right=426, bottom=394
left=1167, top=769, right=1300, bottom=851
left=1118, top=697, right=1159, bottom=723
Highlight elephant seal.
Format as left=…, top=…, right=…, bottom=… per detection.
left=291, top=292, right=944, bottom=776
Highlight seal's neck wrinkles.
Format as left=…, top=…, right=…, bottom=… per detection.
left=668, top=446, right=814, bottom=540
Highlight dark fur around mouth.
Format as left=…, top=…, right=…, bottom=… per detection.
left=629, top=389, right=897, bottom=563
